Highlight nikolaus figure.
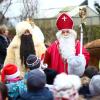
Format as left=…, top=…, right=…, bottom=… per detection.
left=43, top=13, right=90, bottom=76
left=4, top=21, right=46, bottom=76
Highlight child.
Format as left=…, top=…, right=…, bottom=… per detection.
left=89, top=75, right=100, bottom=96
left=25, top=54, right=57, bottom=84
left=53, top=73, right=81, bottom=100
left=24, top=54, right=41, bottom=80
left=79, top=66, right=99, bottom=98
left=19, top=69, right=54, bottom=100
left=25, top=54, right=58, bottom=90
left=1, top=64, right=27, bottom=100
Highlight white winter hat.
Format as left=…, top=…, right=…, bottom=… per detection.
left=54, top=73, right=81, bottom=91
left=53, top=73, right=81, bottom=99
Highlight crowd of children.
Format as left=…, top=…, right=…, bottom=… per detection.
left=0, top=54, right=100, bottom=100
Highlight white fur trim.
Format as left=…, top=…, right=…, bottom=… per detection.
left=16, top=21, right=33, bottom=37
left=32, top=25, right=44, bottom=43
left=56, top=31, right=62, bottom=39
left=6, top=70, right=20, bottom=80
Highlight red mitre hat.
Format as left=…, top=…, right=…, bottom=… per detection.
left=56, top=13, right=74, bottom=30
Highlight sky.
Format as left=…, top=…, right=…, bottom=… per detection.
left=38, top=0, right=100, bottom=11
left=39, top=0, right=84, bottom=9
left=37, top=0, right=100, bottom=18
left=2, top=0, right=100, bottom=18
left=1, top=0, right=100, bottom=25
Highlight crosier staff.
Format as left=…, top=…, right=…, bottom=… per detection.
left=79, top=7, right=87, bottom=55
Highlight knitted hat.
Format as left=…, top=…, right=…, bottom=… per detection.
left=53, top=73, right=81, bottom=99
left=27, top=69, right=46, bottom=91
left=84, top=66, right=98, bottom=79
left=26, top=54, right=41, bottom=70
left=15, top=21, right=33, bottom=37
left=44, top=68, right=57, bottom=85
left=1, top=64, right=20, bottom=83
left=56, top=13, right=74, bottom=30
left=89, top=75, right=100, bottom=96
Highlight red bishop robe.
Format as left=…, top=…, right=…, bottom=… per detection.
left=44, top=40, right=90, bottom=74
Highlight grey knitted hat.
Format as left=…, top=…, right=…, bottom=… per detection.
left=89, top=75, right=100, bottom=96
left=26, top=54, right=40, bottom=70
left=27, top=69, right=46, bottom=91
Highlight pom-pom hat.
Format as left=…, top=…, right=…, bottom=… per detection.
left=56, top=13, right=74, bottom=30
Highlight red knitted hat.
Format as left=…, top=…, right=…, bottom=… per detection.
left=56, top=13, right=74, bottom=30
left=1, top=64, right=20, bottom=83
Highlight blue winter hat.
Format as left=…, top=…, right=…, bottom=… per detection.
left=26, top=54, right=40, bottom=70
left=27, top=69, right=46, bottom=91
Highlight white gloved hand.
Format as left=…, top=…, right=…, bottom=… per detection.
left=67, top=54, right=86, bottom=76
left=40, top=60, right=48, bottom=70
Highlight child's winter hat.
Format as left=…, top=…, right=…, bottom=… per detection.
left=89, top=75, right=100, bottom=96
left=1, top=64, right=20, bottom=83
left=53, top=73, right=81, bottom=100
left=44, top=68, right=57, bottom=84
left=26, top=54, right=41, bottom=70
left=84, top=66, right=98, bottom=79
left=27, top=69, right=46, bottom=91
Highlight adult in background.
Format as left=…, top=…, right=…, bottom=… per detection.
left=0, top=25, right=10, bottom=69
left=43, top=13, right=90, bottom=76
left=4, top=21, right=45, bottom=76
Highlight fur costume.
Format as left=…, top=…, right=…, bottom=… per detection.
left=4, top=21, right=46, bottom=76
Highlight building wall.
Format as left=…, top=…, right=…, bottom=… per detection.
left=34, top=16, right=100, bottom=43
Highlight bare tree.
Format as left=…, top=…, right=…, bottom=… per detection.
left=0, top=0, right=12, bottom=24
left=3, top=0, right=12, bottom=15
left=20, top=0, right=38, bottom=20
left=0, top=0, right=3, bottom=3
left=94, top=1, right=100, bottom=15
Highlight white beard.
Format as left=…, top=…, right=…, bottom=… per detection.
left=57, top=30, right=77, bottom=60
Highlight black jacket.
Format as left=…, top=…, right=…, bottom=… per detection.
left=0, top=35, right=10, bottom=68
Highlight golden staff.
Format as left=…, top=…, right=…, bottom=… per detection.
left=79, top=7, right=87, bottom=54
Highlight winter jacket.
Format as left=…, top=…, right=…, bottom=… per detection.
left=0, top=35, right=10, bottom=69
left=18, top=87, right=54, bottom=100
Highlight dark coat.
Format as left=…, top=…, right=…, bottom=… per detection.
left=18, top=87, right=54, bottom=100
left=0, top=35, right=10, bottom=68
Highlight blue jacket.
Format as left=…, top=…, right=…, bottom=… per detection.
left=6, top=79, right=27, bottom=100
left=18, top=87, right=54, bottom=100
